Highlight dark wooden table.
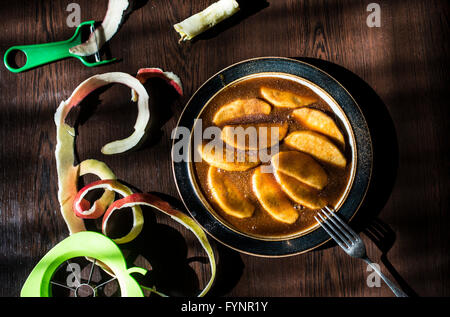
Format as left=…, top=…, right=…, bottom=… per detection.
left=1, top=0, right=449, bottom=297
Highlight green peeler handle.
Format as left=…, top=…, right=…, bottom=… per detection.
left=3, top=21, right=115, bottom=73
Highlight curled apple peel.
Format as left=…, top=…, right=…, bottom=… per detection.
left=73, top=179, right=144, bottom=244
left=54, top=120, right=117, bottom=234
left=55, top=70, right=182, bottom=235
left=53, top=69, right=213, bottom=295
left=131, top=68, right=183, bottom=102
left=103, top=191, right=216, bottom=296
left=79, top=159, right=117, bottom=219
left=54, top=71, right=149, bottom=235
left=73, top=179, right=216, bottom=296
left=56, top=72, right=151, bottom=155
left=69, top=0, right=130, bottom=56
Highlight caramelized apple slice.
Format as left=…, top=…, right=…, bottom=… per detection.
left=292, top=108, right=345, bottom=145
left=212, top=98, right=271, bottom=125
left=271, top=151, right=328, bottom=190
left=260, top=87, right=317, bottom=108
left=274, top=170, right=327, bottom=209
left=252, top=167, right=299, bottom=224
left=197, top=143, right=260, bottom=171
left=207, top=167, right=254, bottom=218
left=285, top=131, right=347, bottom=168
left=221, top=122, right=288, bottom=150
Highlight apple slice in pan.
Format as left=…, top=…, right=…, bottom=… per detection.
left=260, top=87, right=317, bottom=108
left=207, top=167, right=255, bottom=218
left=273, top=170, right=327, bottom=210
left=252, top=167, right=299, bottom=224
left=271, top=151, right=328, bottom=190
left=285, top=130, right=347, bottom=168
left=292, top=107, right=345, bottom=146
left=197, top=143, right=260, bottom=171
left=221, top=122, right=288, bottom=151
left=212, top=98, right=271, bottom=126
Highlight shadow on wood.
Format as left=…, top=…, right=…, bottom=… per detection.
left=291, top=57, right=417, bottom=296
left=293, top=57, right=399, bottom=232
left=363, top=218, right=418, bottom=297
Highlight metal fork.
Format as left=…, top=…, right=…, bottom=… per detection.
left=315, top=206, right=408, bottom=297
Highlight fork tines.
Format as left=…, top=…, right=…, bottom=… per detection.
left=314, top=206, right=359, bottom=249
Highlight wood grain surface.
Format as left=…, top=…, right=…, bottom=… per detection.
left=0, top=0, right=449, bottom=297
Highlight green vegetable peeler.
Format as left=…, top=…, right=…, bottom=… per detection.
left=4, top=21, right=115, bottom=73
left=20, top=231, right=146, bottom=297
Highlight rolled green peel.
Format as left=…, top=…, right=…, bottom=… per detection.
left=174, top=0, right=240, bottom=41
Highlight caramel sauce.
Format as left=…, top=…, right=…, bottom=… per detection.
left=193, top=75, right=352, bottom=238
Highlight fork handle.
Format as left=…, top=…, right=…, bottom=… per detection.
left=363, top=257, right=408, bottom=297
